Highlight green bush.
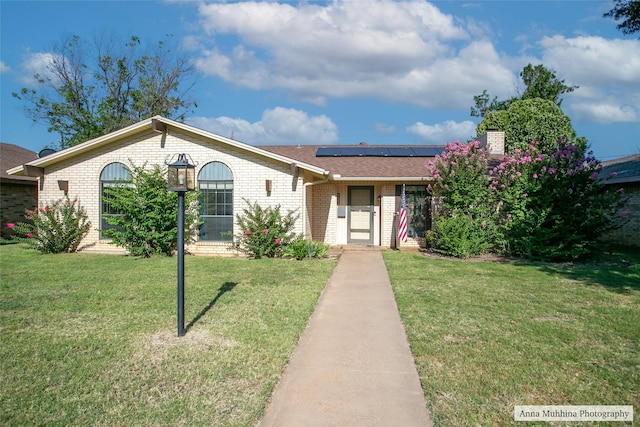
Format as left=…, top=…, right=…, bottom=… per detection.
left=426, top=214, right=490, bottom=258
left=285, top=240, right=330, bottom=260
left=6, top=197, right=91, bottom=253
left=235, top=199, right=300, bottom=259
left=102, top=163, right=200, bottom=257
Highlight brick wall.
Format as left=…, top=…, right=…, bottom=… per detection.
left=600, top=182, right=640, bottom=248
left=36, top=128, right=304, bottom=255
left=0, top=182, right=37, bottom=239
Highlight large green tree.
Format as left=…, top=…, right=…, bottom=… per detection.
left=476, top=98, right=586, bottom=154
left=604, top=0, right=640, bottom=36
left=13, top=34, right=196, bottom=150
left=470, top=64, right=577, bottom=118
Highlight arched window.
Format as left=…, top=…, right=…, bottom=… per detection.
left=198, top=162, right=234, bottom=241
left=100, top=162, right=131, bottom=237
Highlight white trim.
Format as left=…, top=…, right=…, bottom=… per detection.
left=8, top=116, right=330, bottom=178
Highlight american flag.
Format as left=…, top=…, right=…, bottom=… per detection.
left=398, top=184, right=408, bottom=243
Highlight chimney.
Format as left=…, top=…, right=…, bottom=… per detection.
left=478, top=130, right=504, bottom=155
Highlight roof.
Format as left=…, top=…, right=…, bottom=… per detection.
left=0, top=143, right=37, bottom=184
left=261, top=145, right=440, bottom=180
left=601, top=154, right=640, bottom=184
left=8, top=116, right=329, bottom=179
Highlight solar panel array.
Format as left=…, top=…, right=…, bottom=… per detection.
left=316, top=146, right=445, bottom=157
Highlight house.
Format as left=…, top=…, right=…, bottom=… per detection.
left=600, top=154, right=640, bottom=248
left=1, top=143, right=37, bottom=239
left=8, top=116, right=504, bottom=255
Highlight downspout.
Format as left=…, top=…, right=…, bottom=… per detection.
left=302, top=174, right=331, bottom=240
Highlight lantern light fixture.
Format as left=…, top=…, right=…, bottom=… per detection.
left=167, top=153, right=196, bottom=192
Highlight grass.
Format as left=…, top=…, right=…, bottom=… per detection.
left=384, top=247, right=640, bottom=427
left=0, top=245, right=336, bottom=426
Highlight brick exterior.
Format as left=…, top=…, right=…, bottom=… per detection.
left=0, top=181, right=37, bottom=239
left=34, top=128, right=305, bottom=255
left=601, top=182, right=640, bottom=248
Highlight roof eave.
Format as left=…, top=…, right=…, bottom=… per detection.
left=331, top=175, right=433, bottom=182
left=7, top=116, right=331, bottom=178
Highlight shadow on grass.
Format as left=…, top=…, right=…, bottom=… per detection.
left=186, top=281, right=236, bottom=332
left=536, top=244, right=640, bottom=294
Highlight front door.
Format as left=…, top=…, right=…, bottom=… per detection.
left=348, top=186, right=374, bottom=244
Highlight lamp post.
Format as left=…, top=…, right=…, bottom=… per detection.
left=167, top=154, right=195, bottom=337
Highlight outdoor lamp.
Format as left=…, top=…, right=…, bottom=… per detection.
left=168, top=154, right=195, bottom=192
left=167, top=153, right=195, bottom=337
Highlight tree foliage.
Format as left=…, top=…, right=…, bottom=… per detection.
left=604, top=0, right=640, bottom=36
left=426, top=140, right=629, bottom=261
left=13, top=34, right=196, bottom=149
left=102, top=163, right=200, bottom=257
left=470, top=63, right=577, bottom=117
left=426, top=141, right=498, bottom=257
left=477, top=98, right=584, bottom=155
left=518, top=64, right=578, bottom=106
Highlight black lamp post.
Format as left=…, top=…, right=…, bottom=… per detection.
left=167, top=154, right=195, bottom=337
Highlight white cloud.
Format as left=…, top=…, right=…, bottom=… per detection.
left=569, top=102, right=638, bottom=124
left=0, top=61, right=10, bottom=73
left=406, top=120, right=477, bottom=143
left=187, top=107, right=338, bottom=146
left=375, top=122, right=396, bottom=133
left=539, top=35, right=640, bottom=124
left=18, top=52, right=60, bottom=87
left=192, top=1, right=519, bottom=109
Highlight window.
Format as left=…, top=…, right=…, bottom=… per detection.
left=100, top=162, right=132, bottom=237
left=396, top=185, right=431, bottom=238
left=198, top=162, right=233, bottom=241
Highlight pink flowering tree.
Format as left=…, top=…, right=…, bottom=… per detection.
left=491, top=141, right=628, bottom=259
left=426, top=141, right=499, bottom=257
left=7, top=197, right=91, bottom=253
left=235, top=198, right=300, bottom=258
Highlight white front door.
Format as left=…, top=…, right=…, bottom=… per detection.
left=348, top=186, right=374, bottom=244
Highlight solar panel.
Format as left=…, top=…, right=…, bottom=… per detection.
left=316, top=146, right=445, bottom=157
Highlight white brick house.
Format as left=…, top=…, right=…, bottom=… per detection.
left=8, top=116, right=504, bottom=255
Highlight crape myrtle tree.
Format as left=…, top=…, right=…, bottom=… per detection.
left=604, top=0, right=640, bottom=36
left=426, top=140, right=629, bottom=260
left=426, top=141, right=499, bottom=258
left=13, top=34, right=196, bottom=150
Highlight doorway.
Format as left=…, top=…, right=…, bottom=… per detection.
left=348, top=186, right=374, bottom=244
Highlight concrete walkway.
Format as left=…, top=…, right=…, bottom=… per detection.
left=259, top=249, right=432, bottom=427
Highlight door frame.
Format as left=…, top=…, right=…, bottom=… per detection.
left=347, top=186, right=374, bottom=244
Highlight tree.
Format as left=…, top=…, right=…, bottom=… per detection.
left=477, top=98, right=585, bottom=154
left=13, top=34, right=196, bottom=149
left=604, top=0, right=640, bottom=36
left=470, top=64, right=578, bottom=117
left=518, top=64, right=578, bottom=107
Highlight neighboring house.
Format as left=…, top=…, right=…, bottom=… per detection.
left=600, top=154, right=640, bottom=248
left=8, top=116, right=504, bottom=255
left=1, top=143, right=37, bottom=239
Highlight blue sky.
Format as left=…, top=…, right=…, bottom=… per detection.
left=1, top=0, right=639, bottom=161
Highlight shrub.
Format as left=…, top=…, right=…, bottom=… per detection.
left=7, top=197, right=91, bottom=253
left=235, top=199, right=300, bottom=259
left=285, top=240, right=330, bottom=260
left=426, top=214, right=491, bottom=258
left=102, top=163, right=200, bottom=257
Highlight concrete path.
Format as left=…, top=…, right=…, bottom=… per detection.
left=259, top=249, right=432, bottom=427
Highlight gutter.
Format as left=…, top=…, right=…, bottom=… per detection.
left=302, top=174, right=331, bottom=240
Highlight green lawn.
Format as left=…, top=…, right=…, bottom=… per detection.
left=384, top=248, right=640, bottom=426
left=0, top=245, right=336, bottom=426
